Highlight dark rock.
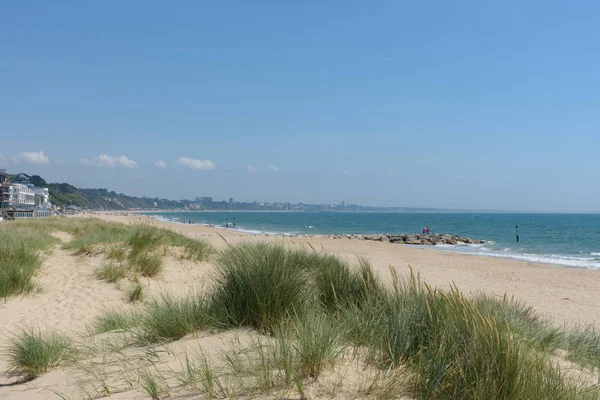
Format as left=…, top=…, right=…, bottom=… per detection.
left=340, top=232, right=480, bottom=246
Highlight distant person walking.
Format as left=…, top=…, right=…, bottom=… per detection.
left=426, top=226, right=430, bottom=235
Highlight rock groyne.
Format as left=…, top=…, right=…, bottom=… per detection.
left=326, top=233, right=485, bottom=246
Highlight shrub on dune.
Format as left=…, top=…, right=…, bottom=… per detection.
left=95, top=262, right=128, bottom=283
left=0, top=229, right=56, bottom=298
left=141, top=293, right=214, bottom=342
left=209, top=243, right=314, bottom=333
left=8, top=328, right=76, bottom=379
left=92, top=310, right=141, bottom=334
left=127, top=283, right=144, bottom=303
left=312, top=254, right=384, bottom=312
left=131, top=253, right=164, bottom=277
left=181, top=237, right=215, bottom=262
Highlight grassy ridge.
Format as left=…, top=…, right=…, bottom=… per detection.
left=0, top=217, right=214, bottom=299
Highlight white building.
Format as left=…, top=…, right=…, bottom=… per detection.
left=33, top=187, right=50, bottom=206
left=0, top=182, right=36, bottom=209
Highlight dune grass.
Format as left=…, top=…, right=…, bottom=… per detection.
left=94, top=243, right=600, bottom=399
left=126, top=283, right=144, bottom=303
left=290, top=311, right=346, bottom=379
left=60, top=219, right=214, bottom=263
left=140, top=293, right=215, bottom=342
left=562, top=325, right=600, bottom=369
left=95, top=262, right=128, bottom=283
left=92, top=310, right=141, bottom=334
left=8, top=328, right=76, bottom=379
left=8, top=218, right=216, bottom=287
left=0, top=225, right=58, bottom=298
left=139, top=370, right=167, bottom=400
left=209, top=243, right=316, bottom=333
left=181, top=237, right=216, bottom=261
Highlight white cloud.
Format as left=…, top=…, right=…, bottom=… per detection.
left=54, top=158, right=65, bottom=166
left=80, top=154, right=138, bottom=168
left=245, top=165, right=256, bottom=172
left=174, top=157, right=215, bottom=170
left=154, top=160, right=167, bottom=169
left=15, top=151, right=50, bottom=165
left=268, top=165, right=280, bottom=172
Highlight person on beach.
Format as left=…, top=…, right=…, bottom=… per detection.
left=426, top=226, right=430, bottom=235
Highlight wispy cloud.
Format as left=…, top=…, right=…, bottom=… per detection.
left=245, top=165, right=256, bottom=172
left=80, top=154, right=138, bottom=168
left=174, top=157, right=215, bottom=170
left=154, top=160, right=167, bottom=169
left=14, top=151, right=50, bottom=165
left=268, top=165, right=280, bottom=172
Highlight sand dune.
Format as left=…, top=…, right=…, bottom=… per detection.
left=1, top=214, right=599, bottom=399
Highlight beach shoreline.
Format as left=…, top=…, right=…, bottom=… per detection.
left=81, top=212, right=600, bottom=329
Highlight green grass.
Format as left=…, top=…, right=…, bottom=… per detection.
left=139, top=370, right=167, bottom=400
left=562, top=325, right=600, bottom=369
left=55, top=218, right=214, bottom=263
left=127, top=225, right=168, bottom=260
left=95, top=262, right=128, bottom=283
left=181, top=237, right=215, bottom=261
left=209, top=243, right=315, bottom=333
left=130, top=252, right=164, bottom=277
left=92, top=310, right=141, bottom=334
left=8, top=328, right=76, bottom=379
left=86, top=242, right=600, bottom=399
left=140, top=293, right=214, bottom=342
left=290, top=311, right=346, bottom=379
left=0, top=225, right=58, bottom=298
left=106, top=244, right=128, bottom=261
left=126, top=284, right=144, bottom=303
left=313, top=254, right=384, bottom=312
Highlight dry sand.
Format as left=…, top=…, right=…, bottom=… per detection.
left=93, top=213, right=600, bottom=328
left=1, top=213, right=599, bottom=399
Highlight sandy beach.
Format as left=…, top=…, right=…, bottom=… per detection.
left=93, top=213, right=600, bottom=328
left=1, top=214, right=599, bottom=399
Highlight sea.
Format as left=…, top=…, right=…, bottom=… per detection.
left=145, top=212, right=600, bottom=271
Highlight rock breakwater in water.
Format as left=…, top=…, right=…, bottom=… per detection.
left=322, top=233, right=485, bottom=246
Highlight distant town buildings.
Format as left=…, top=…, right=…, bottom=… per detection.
left=0, top=169, right=56, bottom=218
left=195, top=196, right=213, bottom=203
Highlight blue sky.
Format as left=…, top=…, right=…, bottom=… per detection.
left=1, top=1, right=599, bottom=212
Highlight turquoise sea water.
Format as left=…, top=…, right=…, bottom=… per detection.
left=146, top=212, right=600, bottom=270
